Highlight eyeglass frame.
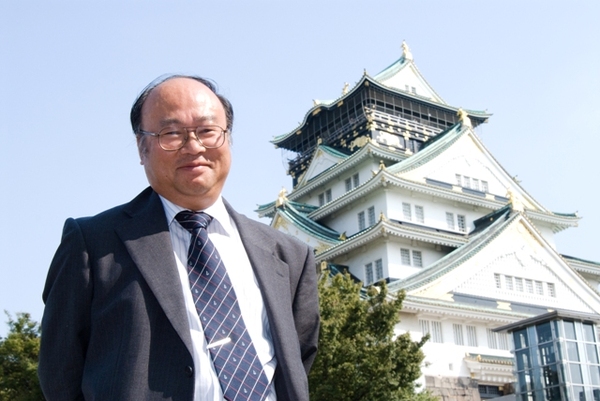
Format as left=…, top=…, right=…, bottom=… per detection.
left=136, top=125, right=229, bottom=151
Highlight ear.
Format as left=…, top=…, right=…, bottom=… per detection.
left=136, top=135, right=147, bottom=165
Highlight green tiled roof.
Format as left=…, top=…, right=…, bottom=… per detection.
left=276, top=201, right=341, bottom=243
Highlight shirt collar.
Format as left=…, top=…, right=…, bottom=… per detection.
left=159, top=195, right=233, bottom=237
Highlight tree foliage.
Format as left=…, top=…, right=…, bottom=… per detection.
left=0, top=312, right=44, bottom=401
left=309, top=273, right=436, bottom=401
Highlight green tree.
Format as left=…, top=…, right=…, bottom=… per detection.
left=0, top=312, right=44, bottom=401
left=309, top=273, right=437, bottom=401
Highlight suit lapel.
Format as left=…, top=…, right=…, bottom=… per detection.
left=225, top=202, right=295, bottom=351
left=115, top=188, right=193, bottom=355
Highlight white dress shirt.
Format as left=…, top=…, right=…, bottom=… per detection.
left=160, top=196, right=277, bottom=401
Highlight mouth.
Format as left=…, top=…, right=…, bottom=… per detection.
left=178, top=161, right=211, bottom=171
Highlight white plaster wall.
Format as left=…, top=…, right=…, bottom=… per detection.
left=386, top=189, right=491, bottom=234
left=396, top=315, right=512, bottom=381
left=320, top=188, right=386, bottom=236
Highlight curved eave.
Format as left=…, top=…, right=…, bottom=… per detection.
left=309, top=170, right=507, bottom=222
left=400, top=295, right=533, bottom=323
left=272, top=75, right=491, bottom=150
left=563, top=255, right=600, bottom=276
left=287, top=142, right=406, bottom=201
left=275, top=206, right=341, bottom=244
left=256, top=200, right=276, bottom=217
left=524, top=209, right=580, bottom=232
left=314, top=219, right=467, bottom=260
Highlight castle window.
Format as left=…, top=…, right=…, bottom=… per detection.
left=358, top=211, right=366, bottom=231
left=318, top=193, right=325, bottom=206
left=455, top=174, right=462, bottom=186
left=365, top=262, right=373, bottom=285
left=525, top=279, right=534, bottom=294
left=466, top=325, right=478, bottom=346
left=487, top=328, right=498, bottom=349
left=505, top=275, right=514, bottom=290
left=402, top=202, right=412, bottom=221
left=453, top=324, right=464, bottom=346
left=415, top=205, right=424, bottom=223
left=535, top=281, right=544, bottom=295
left=547, top=283, right=556, bottom=297
left=457, top=215, right=467, bottom=232
left=368, top=206, right=376, bottom=226
left=463, top=176, right=471, bottom=189
left=412, top=250, right=423, bottom=267
left=446, top=212, right=455, bottom=230
left=515, top=278, right=524, bottom=292
left=420, top=319, right=443, bottom=343
left=472, top=178, right=480, bottom=190
left=481, top=180, right=489, bottom=192
left=431, top=321, right=443, bottom=343
left=325, top=189, right=332, bottom=203
left=401, top=248, right=411, bottom=265
left=494, top=273, right=502, bottom=289
left=375, top=259, right=383, bottom=281
left=346, top=173, right=360, bottom=191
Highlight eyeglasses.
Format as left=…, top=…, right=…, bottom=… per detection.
left=137, top=125, right=228, bottom=151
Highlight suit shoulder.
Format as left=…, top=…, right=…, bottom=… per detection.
left=72, top=187, right=158, bottom=231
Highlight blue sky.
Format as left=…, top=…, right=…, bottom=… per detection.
left=1, top=1, right=599, bottom=337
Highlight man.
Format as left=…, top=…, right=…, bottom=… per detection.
left=38, top=75, right=320, bottom=401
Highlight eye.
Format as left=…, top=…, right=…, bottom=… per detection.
left=197, top=126, right=220, bottom=136
left=160, top=128, right=183, bottom=137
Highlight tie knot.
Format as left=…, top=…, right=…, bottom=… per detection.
left=175, top=210, right=213, bottom=234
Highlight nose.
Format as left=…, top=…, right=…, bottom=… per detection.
left=181, top=130, right=206, bottom=153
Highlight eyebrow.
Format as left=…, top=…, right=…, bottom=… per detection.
left=159, top=115, right=217, bottom=127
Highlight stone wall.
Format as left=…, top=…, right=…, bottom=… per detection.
left=425, top=376, right=481, bottom=401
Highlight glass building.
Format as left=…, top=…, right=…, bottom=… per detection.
left=495, top=311, right=600, bottom=400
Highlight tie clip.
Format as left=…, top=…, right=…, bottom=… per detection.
left=207, top=337, right=231, bottom=349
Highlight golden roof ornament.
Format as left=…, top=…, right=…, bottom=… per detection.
left=379, top=160, right=386, bottom=170
left=342, top=82, right=349, bottom=95
left=506, top=189, right=524, bottom=212
left=457, top=108, right=472, bottom=128
left=275, top=187, right=288, bottom=207
left=402, top=40, right=413, bottom=61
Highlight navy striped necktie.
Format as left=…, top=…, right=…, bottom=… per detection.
left=175, top=210, right=269, bottom=401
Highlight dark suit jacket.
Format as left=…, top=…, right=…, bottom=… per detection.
left=38, top=187, right=319, bottom=401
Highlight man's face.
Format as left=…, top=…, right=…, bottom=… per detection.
left=138, top=78, right=231, bottom=211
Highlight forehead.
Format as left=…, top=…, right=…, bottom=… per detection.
left=141, top=77, right=225, bottom=124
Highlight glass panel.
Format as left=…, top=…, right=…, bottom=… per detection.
left=568, top=341, right=581, bottom=361
left=570, top=363, right=584, bottom=384
left=573, top=385, right=586, bottom=400
left=541, top=364, right=560, bottom=387
left=584, top=323, right=596, bottom=342
left=514, top=328, right=529, bottom=349
left=587, top=343, right=599, bottom=364
left=593, top=388, right=600, bottom=401
left=537, top=322, right=553, bottom=343
left=516, top=349, right=530, bottom=371
left=565, top=321, right=577, bottom=340
left=539, top=343, right=557, bottom=365
left=590, top=365, right=600, bottom=386
left=519, top=370, right=534, bottom=393
left=544, top=386, right=561, bottom=401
